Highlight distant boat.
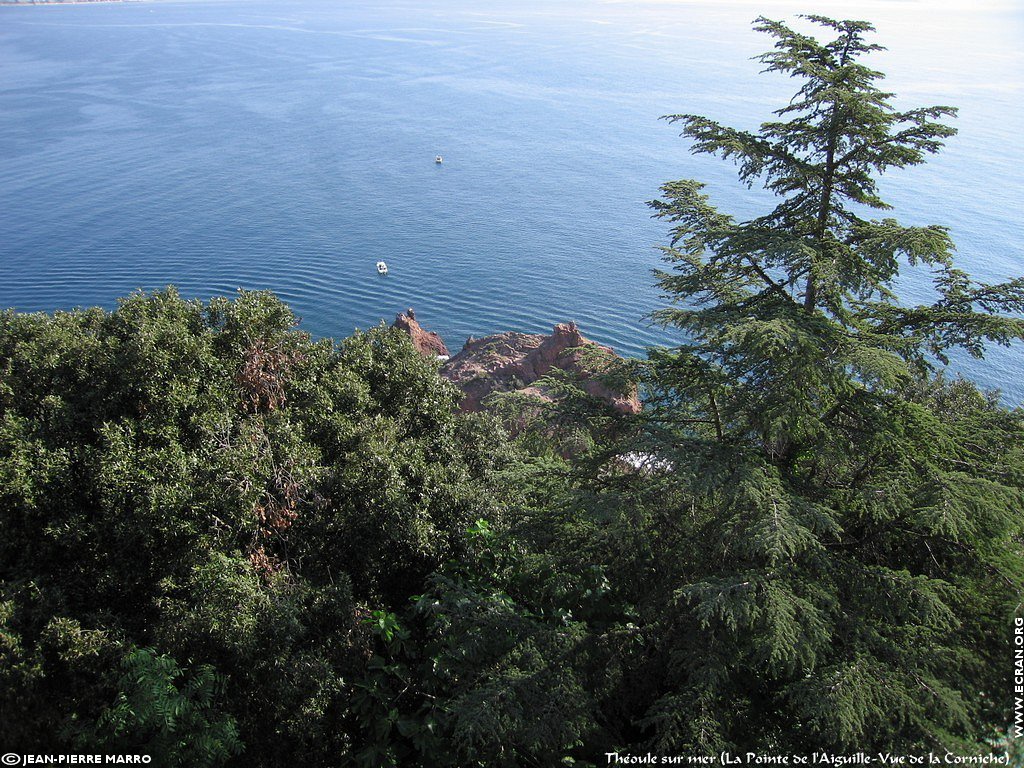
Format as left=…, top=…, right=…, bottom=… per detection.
left=376, top=260, right=388, bottom=275
left=435, top=155, right=443, bottom=164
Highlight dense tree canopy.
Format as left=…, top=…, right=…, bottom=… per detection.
left=0, top=289, right=531, bottom=764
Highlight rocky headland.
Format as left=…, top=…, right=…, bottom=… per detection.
left=392, top=309, right=641, bottom=415
left=393, top=308, right=450, bottom=358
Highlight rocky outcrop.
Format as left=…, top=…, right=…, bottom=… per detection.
left=393, top=308, right=450, bottom=357
left=439, top=322, right=642, bottom=415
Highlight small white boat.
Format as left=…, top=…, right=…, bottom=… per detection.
left=435, top=155, right=443, bottom=164
left=376, top=261, right=388, bottom=275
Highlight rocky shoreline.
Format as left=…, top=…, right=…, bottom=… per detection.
left=393, top=309, right=641, bottom=415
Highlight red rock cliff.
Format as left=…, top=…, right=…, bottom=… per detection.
left=439, top=322, right=641, bottom=415
left=392, top=308, right=450, bottom=357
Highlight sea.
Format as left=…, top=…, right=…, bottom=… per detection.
left=1, top=0, right=1022, bottom=403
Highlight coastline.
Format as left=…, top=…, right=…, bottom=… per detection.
left=0, top=1, right=145, bottom=5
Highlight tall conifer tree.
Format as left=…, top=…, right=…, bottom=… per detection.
left=637, top=15, right=1024, bottom=753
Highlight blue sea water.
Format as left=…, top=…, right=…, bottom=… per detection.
left=1, top=0, right=1022, bottom=402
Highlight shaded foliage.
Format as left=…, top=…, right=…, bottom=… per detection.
left=0, top=288, right=522, bottom=764
left=95, top=648, right=242, bottom=767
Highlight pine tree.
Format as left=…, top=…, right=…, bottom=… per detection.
left=632, top=15, right=1024, bottom=753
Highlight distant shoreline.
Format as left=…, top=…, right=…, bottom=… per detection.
left=0, top=1, right=145, bottom=5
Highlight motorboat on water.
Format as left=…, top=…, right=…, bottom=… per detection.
left=435, top=155, right=443, bottom=164
left=376, top=261, right=388, bottom=275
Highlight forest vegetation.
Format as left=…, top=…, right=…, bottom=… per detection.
left=1, top=15, right=1023, bottom=767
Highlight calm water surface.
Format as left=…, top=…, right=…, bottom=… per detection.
left=1, top=0, right=1022, bottom=401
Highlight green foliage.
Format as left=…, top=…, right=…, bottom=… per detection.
left=96, top=648, right=241, bottom=767
left=0, top=288, right=516, bottom=764
left=350, top=519, right=598, bottom=768
left=0, top=598, right=46, bottom=746
left=618, top=14, right=1024, bottom=754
